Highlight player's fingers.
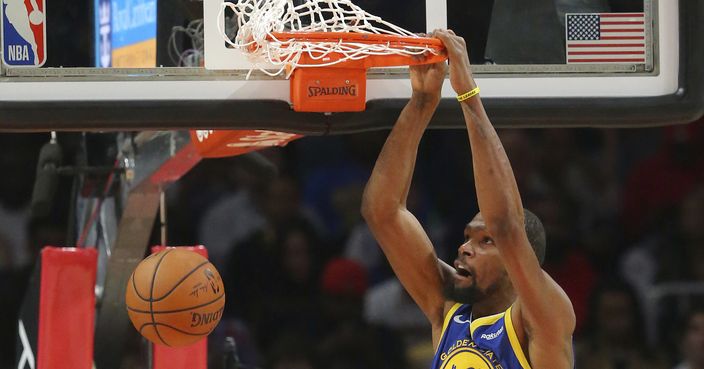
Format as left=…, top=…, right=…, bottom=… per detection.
left=435, top=32, right=461, bottom=57
left=432, top=29, right=451, bottom=44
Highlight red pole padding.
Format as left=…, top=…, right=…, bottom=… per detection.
left=151, top=246, right=209, bottom=369
left=37, top=247, right=97, bottom=369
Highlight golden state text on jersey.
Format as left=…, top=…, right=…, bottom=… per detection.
left=430, top=304, right=532, bottom=369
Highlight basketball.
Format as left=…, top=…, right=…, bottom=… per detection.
left=125, top=249, right=225, bottom=347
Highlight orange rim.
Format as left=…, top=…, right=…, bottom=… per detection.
left=269, top=32, right=443, bottom=49
left=266, top=32, right=446, bottom=68
left=293, top=52, right=447, bottom=68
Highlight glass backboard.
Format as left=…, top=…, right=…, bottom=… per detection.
left=0, top=0, right=702, bottom=130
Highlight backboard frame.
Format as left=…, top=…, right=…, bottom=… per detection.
left=0, top=0, right=701, bottom=131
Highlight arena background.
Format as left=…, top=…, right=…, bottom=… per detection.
left=2, top=123, right=704, bottom=369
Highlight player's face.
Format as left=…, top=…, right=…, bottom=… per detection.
left=446, top=213, right=509, bottom=304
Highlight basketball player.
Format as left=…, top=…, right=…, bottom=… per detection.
left=361, top=29, right=575, bottom=369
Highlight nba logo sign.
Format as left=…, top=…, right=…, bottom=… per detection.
left=1, top=0, right=46, bottom=66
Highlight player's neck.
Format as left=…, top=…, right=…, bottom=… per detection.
left=471, top=287, right=516, bottom=319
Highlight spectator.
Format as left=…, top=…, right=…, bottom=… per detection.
left=621, top=186, right=704, bottom=344
left=674, top=308, right=704, bottom=369
left=266, top=333, right=317, bottom=369
left=576, top=281, right=667, bottom=369
left=224, top=219, right=325, bottom=348
left=169, top=158, right=254, bottom=244
left=622, top=124, right=704, bottom=240
left=199, top=173, right=322, bottom=271
left=364, top=277, right=432, bottom=369
left=315, top=258, right=407, bottom=369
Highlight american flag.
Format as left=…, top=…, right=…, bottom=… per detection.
left=566, top=13, right=646, bottom=64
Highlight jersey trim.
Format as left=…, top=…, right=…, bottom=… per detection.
left=440, top=303, right=462, bottom=338
left=469, top=309, right=506, bottom=336
left=505, top=305, right=532, bottom=369
left=435, top=303, right=462, bottom=352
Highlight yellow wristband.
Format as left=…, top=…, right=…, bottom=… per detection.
left=457, top=87, right=480, bottom=102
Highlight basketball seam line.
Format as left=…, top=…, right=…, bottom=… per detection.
left=131, top=260, right=211, bottom=303
left=138, top=322, right=212, bottom=337
left=150, top=260, right=211, bottom=302
left=150, top=249, right=172, bottom=347
left=132, top=271, right=149, bottom=301
left=127, top=293, right=225, bottom=314
left=131, top=251, right=160, bottom=301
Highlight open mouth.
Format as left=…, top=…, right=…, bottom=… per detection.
left=454, top=263, right=472, bottom=278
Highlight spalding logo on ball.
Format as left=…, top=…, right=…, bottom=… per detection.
left=125, top=249, right=225, bottom=347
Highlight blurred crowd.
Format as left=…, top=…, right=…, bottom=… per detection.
left=2, top=122, right=704, bottom=369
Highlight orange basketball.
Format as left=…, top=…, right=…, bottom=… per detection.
left=125, top=249, right=225, bottom=347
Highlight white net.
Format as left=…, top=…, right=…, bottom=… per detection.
left=169, top=19, right=205, bottom=67
left=218, top=0, right=440, bottom=76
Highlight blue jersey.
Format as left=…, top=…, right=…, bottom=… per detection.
left=430, top=303, right=532, bottom=369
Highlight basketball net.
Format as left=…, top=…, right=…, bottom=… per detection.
left=218, top=0, right=443, bottom=77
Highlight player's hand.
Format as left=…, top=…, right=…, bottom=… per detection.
left=433, top=29, right=476, bottom=95
left=409, top=60, right=446, bottom=102
left=409, top=34, right=447, bottom=105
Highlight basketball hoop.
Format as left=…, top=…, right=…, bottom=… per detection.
left=217, top=0, right=447, bottom=112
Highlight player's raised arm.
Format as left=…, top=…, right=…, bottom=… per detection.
left=434, top=29, right=575, bottom=367
left=361, top=60, right=451, bottom=338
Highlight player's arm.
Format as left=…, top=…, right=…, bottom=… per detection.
left=362, top=61, right=452, bottom=334
left=434, top=29, right=575, bottom=354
